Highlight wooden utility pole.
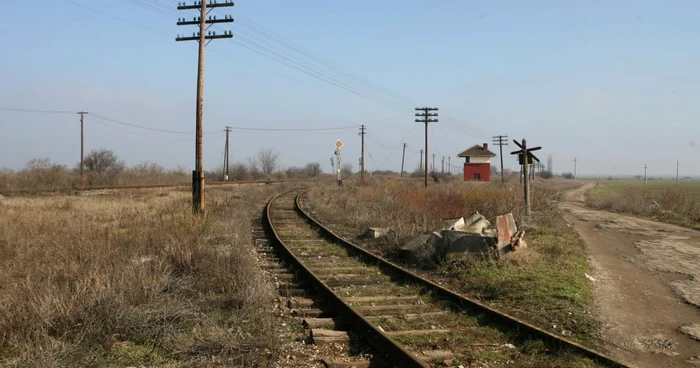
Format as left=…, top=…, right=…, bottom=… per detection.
left=441, top=156, right=445, bottom=175
left=448, top=156, right=451, bottom=175
left=77, top=111, right=88, bottom=189
left=177, top=0, right=234, bottom=213
left=492, top=135, right=508, bottom=184
left=415, top=107, right=438, bottom=188
left=432, top=154, right=436, bottom=174
left=574, top=158, right=578, bottom=180
left=644, top=164, right=647, bottom=184
left=676, top=160, right=680, bottom=186
left=400, top=143, right=407, bottom=177
left=359, top=125, right=366, bottom=182
left=224, top=126, right=231, bottom=181
left=419, top=149, right=423, bottom=172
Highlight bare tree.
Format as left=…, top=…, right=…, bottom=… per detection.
left=82, top=148, right=125, bottom=186
left=254, top=149, right=279, bottom=175
left=305, top=162, right=322, bottom=177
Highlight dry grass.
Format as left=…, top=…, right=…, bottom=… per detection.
left=305, top=178, right=600, bottom=346
left=586, top=180, right=700, bottom=230
left=0, top=184, right=288, bottom=367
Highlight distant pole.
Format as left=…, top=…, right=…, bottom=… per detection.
left=224, top=126, right=231, bottom=181
left=676, top=160, right=680, bottom=186
left=400, top=143, right=407, bottom=177
left=432, top=154, right=435, bottom=174
left=644, top=164, right=647, bottom=184
left=77, top=111, right=88, bottom=189
left=441, top=156, right=445, bottom=175
left=492, top=135, right=508, bottom=184
left=448, top=156, right=451, bottom=175
left=415, top=107, right=438, bottom=188
left=359, top=125, right=366, bottom=183
left=419, top=149, right=423, bottom=172
left=574, top=158, right=578, bottom=180
left=523, top=139, right=531, bottom=216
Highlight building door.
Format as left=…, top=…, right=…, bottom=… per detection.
left=474, top=173, right=481, bottom=181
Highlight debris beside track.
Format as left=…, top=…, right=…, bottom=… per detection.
left=398, top=211, right=527, bottom=266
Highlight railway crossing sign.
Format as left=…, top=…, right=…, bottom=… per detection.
left=511, top=139, right=541, bottom=165
left=334, top=139, right=344, bottom=150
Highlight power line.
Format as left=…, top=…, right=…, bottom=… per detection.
left=90, top=113, right=219, bottom=135
left=0, top=107, right=76, bottom=114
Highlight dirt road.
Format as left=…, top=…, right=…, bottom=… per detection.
left=561, top=182, right=700, bottom=367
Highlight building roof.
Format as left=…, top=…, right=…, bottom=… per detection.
left=457, top=144, right=497, bottom=158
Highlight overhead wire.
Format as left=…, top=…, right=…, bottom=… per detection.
left=0, top=107, right=76, bottom=114
left=66, top=0, right=496, bottom=141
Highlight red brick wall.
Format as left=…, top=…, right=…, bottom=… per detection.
left=463, top=163, right=491, bottom=182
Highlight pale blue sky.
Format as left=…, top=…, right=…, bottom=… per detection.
left=1, top=0, right=699, bottom=176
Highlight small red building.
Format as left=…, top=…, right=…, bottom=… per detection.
left=458, top=143, right=497, bottom=182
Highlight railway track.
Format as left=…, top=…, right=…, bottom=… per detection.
left=264, top=189, right=631, bottom=368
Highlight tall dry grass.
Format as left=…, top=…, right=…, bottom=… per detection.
left=587, top=185, right=700, bottom=229
left=0, top=185, right=284, bottom=367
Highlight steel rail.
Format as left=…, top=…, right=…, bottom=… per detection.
left=293, top=191, right=633, bottom=368
left=265, top=189, right=428, bottom=368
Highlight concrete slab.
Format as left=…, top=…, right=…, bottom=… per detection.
left=364, top=227, right=389, bottom=238
left=440, top=217, right=465, bottom=231
left=441, top=230, right=496, bottom=254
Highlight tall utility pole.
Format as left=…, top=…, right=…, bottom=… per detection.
left=400, top=143, right=407, bottom=177
left=492, top=135, right=508, bottom=184
left=432, top=154, right=436, bottom=174
left=223, top=126, right=231, bottom=181
left=644, top=164, right=648, bottom=184
left=676, top=160, right=680, bottom=186
left=573, top=158, right=578, bottom=180
left=441, top=156, right=445, bottom=175
left=415, top=107, right=438, bottom=188
left=77, top=111, right=88, bottom=189
left=448, top=156, right=451, bottom=175
left=358, top=125, right=366, bottom=182
left=419, top=149, right=423, bottom=172
left=176, top=0, right=234, bottom=213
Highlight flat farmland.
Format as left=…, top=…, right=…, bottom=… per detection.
left=586, top=179, right=700, bottom=230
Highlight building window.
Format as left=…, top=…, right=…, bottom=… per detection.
left=464, top=157, right=470, bottom=163
left=474, top=173, right=481, bottom=181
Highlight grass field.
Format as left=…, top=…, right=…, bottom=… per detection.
left=306, top=177, right=602, bottom=354
left=586, top=179, right=700, bottom=230
left=0, top=184, right=290, bottom=367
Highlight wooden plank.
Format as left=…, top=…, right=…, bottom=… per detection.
left=311, top=329, right=350, bottom=346
left=303, top=317, right=335, bottom=329
left=325, top=279, right=385, bottom=287
left=345, top=295, right=420, bottom=303
left=292, top=308, right=326, bottom=318
left=354, top=304, right=430, bottom=316
left=365, top=311, right=451, bottom=321
left=279, top=288, right=305, bottom=297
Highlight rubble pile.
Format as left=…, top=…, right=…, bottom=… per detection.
left=394, top=211, right=525, bottom=267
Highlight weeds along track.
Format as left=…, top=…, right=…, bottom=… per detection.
left=265, top=189, right=631, bottom=368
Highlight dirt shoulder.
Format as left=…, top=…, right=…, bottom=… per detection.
left=561, top=182, right=700, bottom=367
